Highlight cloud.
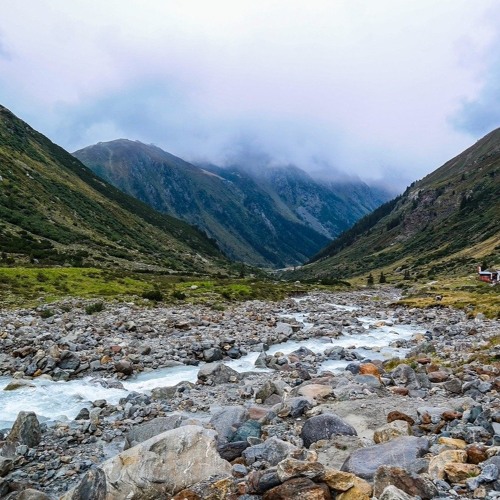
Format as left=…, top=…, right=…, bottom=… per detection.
left=0, top=1, right=499, bottom=190
left=452, top=52, right=500, bottom=135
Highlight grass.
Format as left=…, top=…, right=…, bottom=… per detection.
left=395, top=275, right=500, bottom=319
left=0, top=266, right=352, bottom=309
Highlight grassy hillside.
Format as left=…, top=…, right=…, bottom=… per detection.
left=288, top=128, right=500, bottom=282
left=0, top=105, right=227, bottom=273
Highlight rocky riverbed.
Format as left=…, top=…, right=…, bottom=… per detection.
left=0, top=287, right=499, bottom=499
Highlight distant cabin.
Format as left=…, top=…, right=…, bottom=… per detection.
left=477, top=266, right=499, bottom=283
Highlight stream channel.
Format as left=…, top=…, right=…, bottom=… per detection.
left=0, top=300, right=421, bottom=430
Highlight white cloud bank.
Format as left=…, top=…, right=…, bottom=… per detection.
left=1, top=0, right=499, bottom=189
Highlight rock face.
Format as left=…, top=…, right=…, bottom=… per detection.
left=341, top=436, right=430, bottom=481
left=62, top=426, right=231, bottom=499
left=7, top=411, right=41, bottom=448
left=301, top=413, right=357, bottom=448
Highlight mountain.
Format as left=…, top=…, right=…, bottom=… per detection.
left=74, top=140, right=389, bottom=268
left=0, top=105, right=226, bottom=273
left=289, top=129, right=500, bottom=280
left=233, top=164, right=390, bottom=239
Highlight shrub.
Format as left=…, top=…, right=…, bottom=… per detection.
left=39, top=308, right=55, bottom=318
left=142, top=289, right=164, bottom=302
left=172, top=290, right=186, bottom=300
left=85, top=301, right=104, bottom=315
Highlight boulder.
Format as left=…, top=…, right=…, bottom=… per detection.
left=428, top=449, right=467, bottom=480
left=2, top=379, right=36, bottom=391
left=197, top=363, right=240, bottom=385
left=374, top=420, right=412, bottom=444
left=114, top=359, right=133, bottom=376
left=209, top=406, right=248, bottom=444
left=61, top=426, right=231, bottom=499
left=172, top=474, right=236, bottom=499
left=341, top=436, right=429, bottom=481
left=336, top=476, right=372, bottom=500
left=262, top=477, right=331, bottom=500
left=217, top=441, right=249, bottom=461
left=444, top=462, right=480, bottom=483
left=359, top=362, right=382, bottom=380
left=14, top=489, right=53, bottom=500
left=298, top=384, right=334, bottom=401
left=0, top=457, right=12, bottom=478
left=391, top=365, right=419, bottom=389
left=7, top=411, right=41, bottom=448
left=231, top=419, right=261, bottom=442
left=276, top=458, right=325, bottom=482
left=301, top=413, right=357, bottom=448
left=124, top=415, right=184, bottom=449
left=203, top=348, right=223, bottom=362
left=373, top=465, right=437, bottom=499
left=276, top=397, right=314, bottom=418
left=243, top=437, right=298, bottom=466
left=379, top=485, right=418, bottom=500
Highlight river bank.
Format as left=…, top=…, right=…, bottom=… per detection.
left=0, top=287, right=498, bottom=498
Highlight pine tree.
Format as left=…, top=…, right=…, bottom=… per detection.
left=379, top=271, right=386, bottom=284
left=367, top=273, right=374, bottom=286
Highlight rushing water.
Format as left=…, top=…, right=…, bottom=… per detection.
left=0, top=303, right=420, bottom=430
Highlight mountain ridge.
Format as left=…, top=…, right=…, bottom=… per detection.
left=0, top=105, right=227, bottom=273
left=290, top=128, right=500, bottom=280
left=74, top=140, right=390, bottom=268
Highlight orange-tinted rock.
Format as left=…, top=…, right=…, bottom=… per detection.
left=262, top=478, right=332, bottom=500
left=428, top=371, right=449, bottom=383
left=466, top=444, right=488, bottom=465
left=387, top=411, right=415, bottom=426
left=444, top=463, right=480, bottom=483
left=416, top=358, right=431, bottom=365
left=441, top=411, right=462, bottom=421
left=359, top=363, right=381, bottom=381
left=390, top=387, right=409, bottom=396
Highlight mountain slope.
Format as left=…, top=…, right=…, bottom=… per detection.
left=0, top=105, right=226, bottom=272
left=74, top=140, right=389, bottom=267
left=290, top=129, right=500, bottom=280
left=237, top=165, right=390, bottom=239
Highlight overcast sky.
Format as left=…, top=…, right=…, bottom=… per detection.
left=1, top=0, right=499, bottom=190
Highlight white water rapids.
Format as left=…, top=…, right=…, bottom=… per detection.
left=0, top=302, right=421, bottom=430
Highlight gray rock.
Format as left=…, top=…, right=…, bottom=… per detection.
left=0, top=457, right=12, bottom=477
left=301, top=412, right=357, bottom=448
left=61, top=426, right=231, bottom=500
left=14, top=489, right=53, bottom=500
left=2, top=379, right=36, bottom=391
left=197, top=362, right=240, bottom=385
left=443, top=377, right=463, bottom=394
left=379, top=485, right=418, bottom=500
left=275, top=322, right=293, bottom=335
left=341, top=436, right=430, bottom=481
left=243, top=437, right=298, bottom=466
left=373, top=465, right=437, bottom=499
left=210, top=406, right=248, bottom=444
left=7, top=411, right=41, bottom=448
left=114, top=359, right=133, bottom=376
left=231, top=420, right=261, bottom=442
left=124, top=415, right=184, bottom=449
left=218, top=441, right=249, bottom=461
left=61, top=466, right=107, bottom=500
left=203, top=347, right=223, bottom=362
left=391, top=365, right=419, bottom=390
left=276, top=397, right=314, bottom=418
left=58, top=352, right=80, bottom=371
